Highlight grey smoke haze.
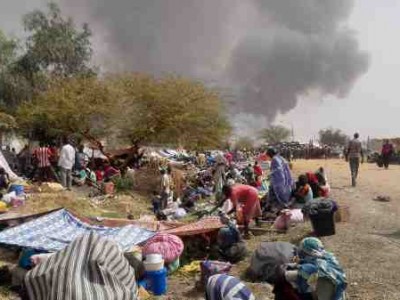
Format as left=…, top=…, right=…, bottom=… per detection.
left=59, top=0, right=368, bottom=123
left=57, top=1, right=369, bottom=124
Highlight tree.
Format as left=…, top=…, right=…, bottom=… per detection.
left=259, top=125, right=291, bottom=144
left=0, top=4, right=95, bottom=112
left=319, top=128, right=348, bottom=146
left=0, top=31, right=18, bottom=71
left=234, top=137, right=254, bottom=150
left=21, top=3, right=94, bottom=77
left=16, top=76, right=118, bottom=146
left=112, top=74, right=231, bottom=149
left=17, top=74, right=231, bottom=150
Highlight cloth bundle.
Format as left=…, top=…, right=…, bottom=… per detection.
left=143, top=233, right=184, bottom=263
left=274, top=209, right=304, bottom=231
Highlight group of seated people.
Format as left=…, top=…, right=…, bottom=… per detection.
left=72, top=160, right=121, bottom=188
left=293, top=167, right=330, bottom=205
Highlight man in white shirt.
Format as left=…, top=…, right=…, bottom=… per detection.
left=160, top=169, right=171, bottom=209
left=58, top=138, right=76, bottom=190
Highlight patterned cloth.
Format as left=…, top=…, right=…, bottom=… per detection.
left=25, top=232, right=138, bottom=300
left=34, top=147, right=52, bottom=168
left=297, top=238, right=347, bottom=300
left=269, top=155, right=293, bottom=206
left=206, top=274, right=255, bottom=300
left=143, top=233, right=184, bottom=263
left=0, top=209, right=155, bottom=252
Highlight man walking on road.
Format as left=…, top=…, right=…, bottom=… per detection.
left=58, top=138, right=76, bottom=190
left=346, top=133, right=364, bottom=187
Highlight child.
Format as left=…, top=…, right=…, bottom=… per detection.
left=0, top=168, right=10, bottom=190
left=152, top=191, right=161, bottom=214
left=295, top=174, right=313, bottom=204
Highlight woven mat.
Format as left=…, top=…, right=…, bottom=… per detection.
left=162, top=217, right=223, bottom=236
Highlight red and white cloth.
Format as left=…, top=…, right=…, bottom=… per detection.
left=34, top=147, right=52, bottom=168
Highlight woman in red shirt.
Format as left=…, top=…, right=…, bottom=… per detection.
left=220, top=184, right=262, bottom=237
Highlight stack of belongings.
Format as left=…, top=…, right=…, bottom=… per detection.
left=247, top=242, right=296, bottom=284
left=25, top=232, right=138, bottom=300
left=143, top=233, right=184, bottom=273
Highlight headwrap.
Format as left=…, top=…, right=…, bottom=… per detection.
left=297, top=238, right=347, bottom=300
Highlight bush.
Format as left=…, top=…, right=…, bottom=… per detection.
left=114, top=176, right=134, bottom=192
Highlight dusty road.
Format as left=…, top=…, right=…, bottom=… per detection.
left=294, top=159, right=400, bottom=300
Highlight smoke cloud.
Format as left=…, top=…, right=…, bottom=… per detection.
left=60, top=0, right=369, bottom=123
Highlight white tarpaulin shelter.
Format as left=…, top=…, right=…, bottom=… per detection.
left=0, top=150, right=19, bottom=180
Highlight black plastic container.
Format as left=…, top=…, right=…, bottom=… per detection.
left=310, top=212, right=335, bottom=237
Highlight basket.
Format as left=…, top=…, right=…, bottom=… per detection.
left=335, top=205, right=350, bottom=223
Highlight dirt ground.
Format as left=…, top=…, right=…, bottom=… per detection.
left=1, top=159, right=400, bottom=299
left=169, top=159, right=400, bottom=300
left=293, top=159, right=400, bottom=300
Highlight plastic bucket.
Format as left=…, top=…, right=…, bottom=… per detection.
left=310, top=212, right=335, bottom=237
left=9, top=185, right=24, bottom=196
left=144, top=268, right=167, bottom=296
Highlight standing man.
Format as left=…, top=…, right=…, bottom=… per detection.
left=58, top=138, right=76, bottom=190
left=33, top=143, right=52, bottom=182
left=160, top=168, right=171, bottom=210
left=346, top=133, right=364, bottom=187
left=381, top=140, right=394, bottom=170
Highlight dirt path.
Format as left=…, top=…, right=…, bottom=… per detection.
left=294, top=159, right=400, bottom=300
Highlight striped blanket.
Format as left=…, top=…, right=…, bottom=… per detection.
left=25, top=232, right=138, bottom=300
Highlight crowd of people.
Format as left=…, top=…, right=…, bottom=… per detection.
left=6, top=137, right=388, bottom=299
left=5, top=138, right=122, bottom=191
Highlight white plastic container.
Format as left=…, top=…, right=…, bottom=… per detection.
left=144, top=254, right=164, bottom=271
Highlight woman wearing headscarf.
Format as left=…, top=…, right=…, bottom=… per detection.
left=206, top=274, right=255, bottom=300
left=267, top=148, right=294, bottom=210
left=285, top=237, right=347, bottom=300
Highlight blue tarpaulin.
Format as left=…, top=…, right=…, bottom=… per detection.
left=0, top=209, right=155, bottom=252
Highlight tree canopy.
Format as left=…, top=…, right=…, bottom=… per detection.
left=17, top=74, right=231, bottom=149
left=17, top=76, right=117, bottom=144
left=319, top=128, right=348, bottom=146
left=0, top=3, right=94, bottom=112
left=3, top=4, right=231, bottom=149
left=234, top=137, right=254, bottom=150
left=22, top=3, right=93, bottom=77
left=111, top=74, right=230, bottom=149
left=259, top=125, right=291, bottom=144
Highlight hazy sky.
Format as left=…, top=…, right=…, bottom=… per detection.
left=0, top=0, right=398, bottom=141
left=278, top=0, right=400, bottom=141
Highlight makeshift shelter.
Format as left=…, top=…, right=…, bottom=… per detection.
left=0, top=149, right=19, bottom=180
left=0, top=208, right=155, bottom=252
left=25, top=232, right=138, bottom=300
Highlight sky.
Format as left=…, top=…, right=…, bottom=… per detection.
left=0, top=0, right=399, bottom=142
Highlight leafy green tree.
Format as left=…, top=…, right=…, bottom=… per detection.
left=113, top=74, right=231, bottom=149
left=259, top=125, right=291, bottom=144
left=0, top=4, right=95, bottom=112
left=17, top=76, right=117, bottom=145
left=21, top=2, right=93, bottom=77
left=319, top=128, right=348, bottom=146
left=17, top=74, right=231, bottom=150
